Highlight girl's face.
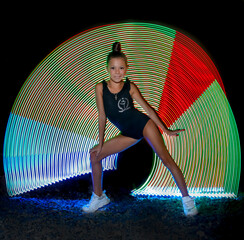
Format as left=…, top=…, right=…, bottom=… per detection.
left=107, top=57, right=128, bottom=83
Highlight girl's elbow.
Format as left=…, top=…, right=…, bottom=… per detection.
left=99, top=113, right=106, bottom=121
left=147, top=107, right=155, bottom=116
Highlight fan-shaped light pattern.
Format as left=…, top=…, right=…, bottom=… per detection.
left=132, top=80, right=240, bottom=197
left=132, top=31, right=241, bottom=198
left=3, top=23, right=241, bottom=197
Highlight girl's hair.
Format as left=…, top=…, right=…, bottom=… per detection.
left=106, top=42, right=128, bottom=66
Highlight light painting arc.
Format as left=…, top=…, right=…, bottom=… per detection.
left=3, top=22, right=241, bottom=197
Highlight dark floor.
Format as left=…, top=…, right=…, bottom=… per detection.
left=0, top=175, right=243, bottom=240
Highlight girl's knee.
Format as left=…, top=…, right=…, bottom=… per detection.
left=90, top=152, right=98, bottom=164
left=90, top=152, right=103, bottom=165
left=161, top=158, right=171, bottom=169
left=159, top=153, right=176, bottom=170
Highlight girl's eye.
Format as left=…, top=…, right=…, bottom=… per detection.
left=110, top=66, right=125, bottom=70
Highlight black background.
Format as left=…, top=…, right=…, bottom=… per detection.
left=1, top=1, right=243, bottom=192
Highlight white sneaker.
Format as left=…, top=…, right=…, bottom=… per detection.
left=82, top=191, right=110, bottom=213
left=182, top=196, right=198, bottom=216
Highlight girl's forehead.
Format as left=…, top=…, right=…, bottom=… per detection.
left=108, top=57, right=127, bottom=65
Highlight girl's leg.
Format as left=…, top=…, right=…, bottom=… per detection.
left=90, top=134, right=140, bottom=196
left=143, top=120, right=189, bottom=197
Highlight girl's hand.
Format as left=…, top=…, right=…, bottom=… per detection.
left=166, top=128, right=185, bottom=137
left=89, top=144, right=103, bottom=157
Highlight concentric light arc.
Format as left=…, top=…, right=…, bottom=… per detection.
left=3, top=22, right=241, bottom=197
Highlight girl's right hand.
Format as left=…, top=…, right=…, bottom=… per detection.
left=89, top=144, right=103, bottom=157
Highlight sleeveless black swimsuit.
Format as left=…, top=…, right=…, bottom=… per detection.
left=102, top=78, right=150, bottom=140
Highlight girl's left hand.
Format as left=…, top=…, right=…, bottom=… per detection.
left=89, top=144, right=103, bottom=157
left=166, top=128, right=185, bottom=137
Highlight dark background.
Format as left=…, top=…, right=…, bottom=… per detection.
left=1, top=1, right=243, bottom=192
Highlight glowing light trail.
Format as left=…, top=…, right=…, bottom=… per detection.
left=3, top=23, right=241, bottom=197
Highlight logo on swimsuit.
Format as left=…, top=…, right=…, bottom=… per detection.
left=118, top=98, right=131, bottom=113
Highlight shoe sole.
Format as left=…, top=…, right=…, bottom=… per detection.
left=82, top=198, right=110, bottom=213
left=184, top=208, right=198, bottom=216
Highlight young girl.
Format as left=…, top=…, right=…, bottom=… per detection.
left=82, top=42, right=198, bottom=216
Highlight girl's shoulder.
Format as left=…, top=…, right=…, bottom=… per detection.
left=128, top=79, right=141, bottom=96
left=95, top=81, right=104, bottom=93
left=127, top=78, right=136, bottom=88
left=126, top=77, right=133, bottom=89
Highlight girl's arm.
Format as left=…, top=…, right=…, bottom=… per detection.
left=130, top=82, right=184, bottom=136
left=90, top=83, right=107, bottom=156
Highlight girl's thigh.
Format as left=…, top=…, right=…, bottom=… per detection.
left=143, top=120, right=173, bottom=166
left=97, top=134, right=140, bottom=161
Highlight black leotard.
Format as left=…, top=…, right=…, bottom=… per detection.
left=102, top=78, right=150, bottom=140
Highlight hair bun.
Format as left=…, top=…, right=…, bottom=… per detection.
left=112, top=42, right=121, bottom=53
left=107, top=42, right=127, bottom=65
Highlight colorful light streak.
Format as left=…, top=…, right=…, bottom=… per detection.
left=3, top=23, right=241, bottom=197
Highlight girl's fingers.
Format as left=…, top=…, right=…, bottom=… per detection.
left=171, top=129, right=185, bottom=137
left=89, top=148, right=96, bottom=153
left=176, top=129, right=185, bottom=133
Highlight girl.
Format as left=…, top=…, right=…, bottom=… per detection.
left=82, top=42, right=198, bottom=216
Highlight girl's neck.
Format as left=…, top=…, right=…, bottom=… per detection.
left=107, top=79, right=125, bottom=93
left=108, top=79, right=124, bottom=87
